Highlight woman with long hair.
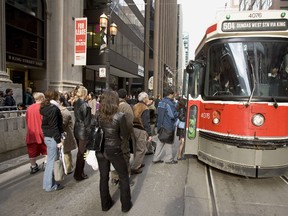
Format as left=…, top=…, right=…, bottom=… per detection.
left=40, top=89, right=64, bottom=191
left=95, top=90, right=132, bottom=212
left=73, top=86, right=92, bottom=181
left=176, top=97, right=187, bottom=160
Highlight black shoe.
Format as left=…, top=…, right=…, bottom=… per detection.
left=165, top=160, right=178, bottom=164
left=152, top=160, right=163, bottom=164
left=102, top=200, right=115, bottom=211
left=140, top=164, right=145, bottom=168
left=74, top=174, right=88, bottom=181
left=122, top=202, right=133, bottom=213
left=130, top=169, right=142, bottom=175
left=30, top=163, right=40, bottom=174
left=82, top=174, right=88, bottom=179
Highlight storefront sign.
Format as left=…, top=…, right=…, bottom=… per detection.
left=6, top=53, right=45, bottom=67
left=138, top=65, right=144, bottom=77
left=99, top=67, right=106, bottom=78
left=74, top=18, right=87, bottom=66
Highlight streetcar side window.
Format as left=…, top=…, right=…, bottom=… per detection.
left=187, top=63, right=201, bottom=98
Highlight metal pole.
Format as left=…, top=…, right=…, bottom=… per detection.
left=105, top=42, right=110, bottom=89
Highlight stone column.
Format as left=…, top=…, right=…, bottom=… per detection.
left=0, top=1, right=12, bottom=83
left=153, top=0, right=160, bottom=98
left=46, top=0, right=64, bottom=89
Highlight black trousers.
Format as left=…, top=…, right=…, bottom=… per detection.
left=74, top=139, right=87, bottom=179
left=96, top=148, right=132, bottom=211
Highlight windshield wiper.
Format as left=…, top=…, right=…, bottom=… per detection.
left=245, top=65, right=256, bottom=107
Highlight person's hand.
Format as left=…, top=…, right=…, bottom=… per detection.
left=148, top=136, right=152, bottom=142
left=57, top=142, right=63, bottom=148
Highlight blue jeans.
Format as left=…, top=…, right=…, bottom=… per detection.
left=43, top=137, right=58, bottom=191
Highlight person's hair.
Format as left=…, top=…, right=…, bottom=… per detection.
left=76, top=86, right=87, bottom=99
left=89, top=92, right=95, bottom=99
left=59, top=95, right=68, bottom=107
left=0, top=91, right=4, bottom=97
left=26, top=87, right=32, bottom=93
left=41, top=89, right=54, bottom=107
left=51, top=90, right=60, bottom=101
left=117, top=88, right=127, bottom=99
left=64, top=92, right=70, bottom=100
left=163, top=87, right=174, bottom=97
left=17, top=103, right=26, bottom=110
left=5, top=88, right=12, bottom=94
left=33, top=92, right=45, bottom=102
left=99, top=90, right=119, bottom=122
left=177, top=98, right=187, bottom=110
left=138, top=91, right=148, bottom=102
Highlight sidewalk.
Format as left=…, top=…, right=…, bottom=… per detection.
left=0, top=154, right=44, bottom=174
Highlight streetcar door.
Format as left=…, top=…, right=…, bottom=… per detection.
left=185, top=61, right=204, bottom=155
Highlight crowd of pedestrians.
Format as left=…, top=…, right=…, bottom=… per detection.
left=0, top=84, right=188, bottom=213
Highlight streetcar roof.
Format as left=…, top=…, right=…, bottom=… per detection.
left=195, top=10, right=288, bottom=57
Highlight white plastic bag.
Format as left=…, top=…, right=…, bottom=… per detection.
left=84, top=150, right=99, bottom=171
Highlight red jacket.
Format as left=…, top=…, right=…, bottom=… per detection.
left=25, top=103, right=44, bottom=144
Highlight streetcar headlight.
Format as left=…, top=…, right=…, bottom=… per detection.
left=252, top=114, right=265, bottom=127
left=212, top=111, right=220, bottom=124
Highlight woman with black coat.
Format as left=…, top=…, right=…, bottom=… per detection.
left=96, top=89, right=132, bottom=213
left=40, top=90, right=64, bottom=192
left=73, top=86, right=92, bottom=181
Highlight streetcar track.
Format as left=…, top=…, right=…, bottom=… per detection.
left=280, top=175, right=288, bottom=185
left=206, top=165, right=218, bottom=216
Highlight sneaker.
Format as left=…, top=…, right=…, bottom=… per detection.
left=46, top=184, right=64, bottom=192
left=30, top=163, right=40, bottom=174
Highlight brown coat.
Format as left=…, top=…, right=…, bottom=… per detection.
left=60, top=106, right=77, bottom=153
left=118, top=98, right=134, bottom=134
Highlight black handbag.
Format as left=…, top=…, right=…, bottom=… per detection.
left=158, top=126, right=174, bottom=144
left=86, top=125, right=104, bottom=151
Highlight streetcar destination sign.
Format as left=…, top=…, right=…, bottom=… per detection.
left=222, top=19, right=288, bottom=32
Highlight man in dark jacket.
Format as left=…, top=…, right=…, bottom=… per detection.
left=153, top=87, right=178, bottom=164
left=4, top=88, right=16, bottom=110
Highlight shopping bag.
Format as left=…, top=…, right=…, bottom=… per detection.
left=54, top=147, right=65, bottom=181
left=84, top=150, right=99, bottom=171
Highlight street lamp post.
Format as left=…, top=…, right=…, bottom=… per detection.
left=99, top=13, right=117, bottom=89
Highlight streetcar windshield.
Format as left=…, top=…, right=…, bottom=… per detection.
left=204, top=39, right=288, bottom=99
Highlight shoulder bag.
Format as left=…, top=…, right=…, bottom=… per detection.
left=86, top=116, right=104, bottom=151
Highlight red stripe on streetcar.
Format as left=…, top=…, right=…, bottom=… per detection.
left=206, top=24, right=217, bottom=34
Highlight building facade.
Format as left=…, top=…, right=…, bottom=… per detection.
left=0, top=0, right=182, bottom=104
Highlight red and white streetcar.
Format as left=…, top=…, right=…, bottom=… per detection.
left=185, top=10, right=288, bottom=177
